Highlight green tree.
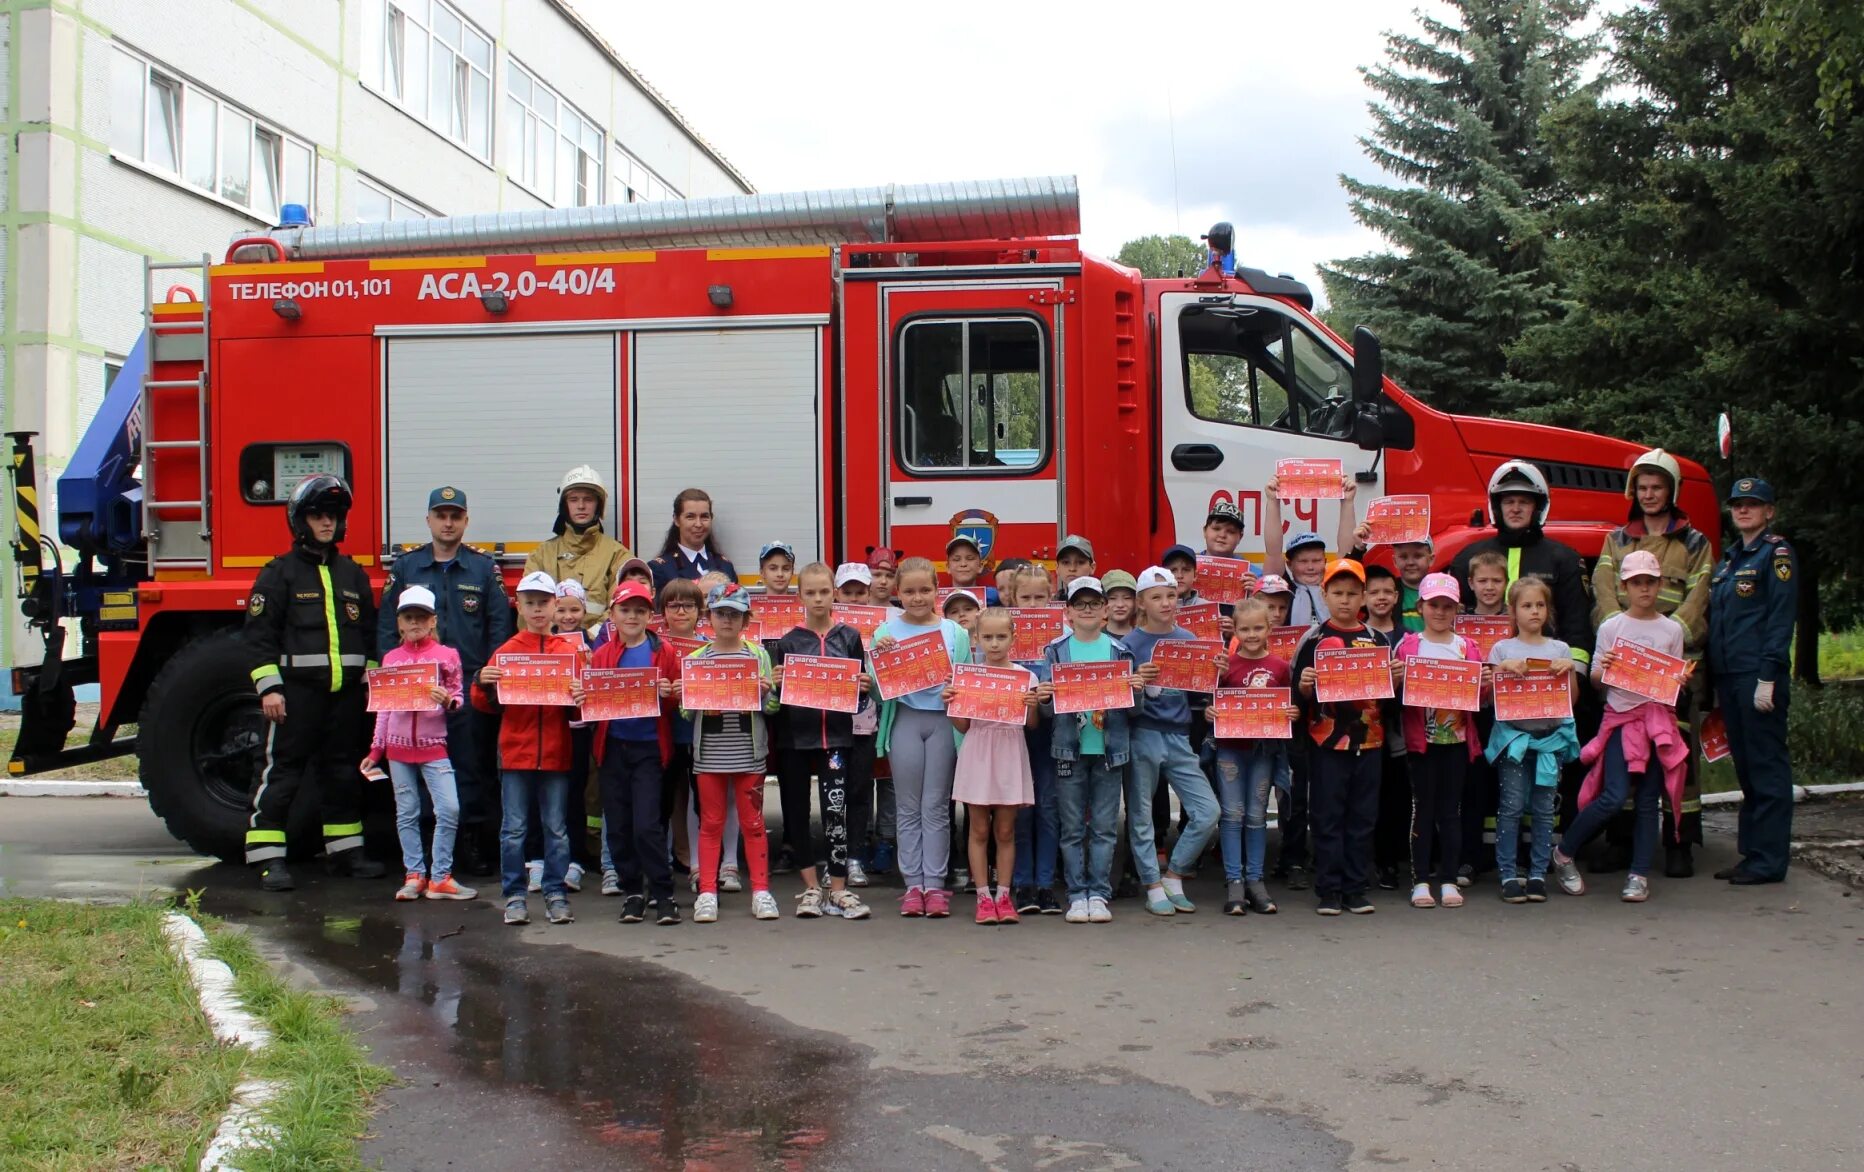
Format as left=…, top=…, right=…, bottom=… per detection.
left=1113, top=234, right=1209, bottom=281
left=1319, top=0, right=1598, bottom=415
left=1114, top=234, right=1248, bottom=420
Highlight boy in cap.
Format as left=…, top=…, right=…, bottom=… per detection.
left=1161, top=544, right=1200, bottom=605
left=1055, top=535, right=1097, bottom=600
left=1203, top=499, right=1250, bottom=562
left=1264, top=470, right=1359, bottom=627
left=1101, top=569, right=1139, bottom=638
left=945, top=536, right=998, bottom=604
left=866, top=546, right=902, bottom=608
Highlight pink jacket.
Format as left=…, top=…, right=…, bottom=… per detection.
left=1579, top=701, right=1690, bottom=837
left=370, top=638, right=463, bottom=763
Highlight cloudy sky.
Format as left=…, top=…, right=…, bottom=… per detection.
left=583, top=1, right=1448, bottom=304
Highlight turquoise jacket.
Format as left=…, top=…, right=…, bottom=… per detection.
left=1485, top=720, right=1581, bottom=789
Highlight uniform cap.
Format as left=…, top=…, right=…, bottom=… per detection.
left=1727, top=477, right=1775, bottom=504
left=1134, top=566, right=1178, bottom=594
left=1160, top=543, right=1198, bottom=565
left=1323, top=558, right=1366, bottom=585
left=397, top=585, right=438, bottom=613
left=1065, top=575, right=1107, bottom=601
left=1205, top=499, right=1244, bottom=527
left=1619, top=549, right=1663, bottom=581
left=1255, top=574, right=1294, bottom=596
left=427, top=486, right=468, bottom=511
left=942, top=589, right=981, bottom=612
left=1285, top=531, right=1328, bottom=556
left=517, top=570, right=557, bottom=596
left=758, top=540, right=796, bottom=564
left=609, top=581, right=654, bottom=609
left=1100, top=569, right=1139, bottom=595
left=706, top=581, right=752, bottom=613
left=554, top=579, right=588, bottom=604
left=1418, top=572, right=1461, bottom=604
left=1058, top=534, right=1095, bottom=560
left=835, top=562, right=873, bottom=588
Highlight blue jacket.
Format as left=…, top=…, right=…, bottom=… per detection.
left=377, top=544, right=513, bottom=672
left=1042, top=632, right=1137, bottom=767
left=1707, top=528, right=1796, bottom=683
left=649, top=549, right=740, bottom=593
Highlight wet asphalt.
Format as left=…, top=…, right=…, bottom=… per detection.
left=5, top=795, right=1864, bottom=1171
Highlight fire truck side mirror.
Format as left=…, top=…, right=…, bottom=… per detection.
left=1350, top=326, right=1383, bottom=403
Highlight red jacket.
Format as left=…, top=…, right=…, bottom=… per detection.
left=585, top=632, right=681, bottom=768
left=472, top=629, right=582, bottom=771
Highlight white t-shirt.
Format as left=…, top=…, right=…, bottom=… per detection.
left=1594, top=612, right=1687, bottom=712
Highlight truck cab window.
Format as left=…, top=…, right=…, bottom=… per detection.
left=1180, top=304, right=1353, bottom=439
left=898, top=317, right=1047, bottom=473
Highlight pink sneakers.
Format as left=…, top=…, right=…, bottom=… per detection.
left=924, top=888, right=952, bottom=918
left=975, top=893, right=998, bottom=925
left=993, top=889, right=1019, bottom=924
left=899, top=886, right=926, bottom=917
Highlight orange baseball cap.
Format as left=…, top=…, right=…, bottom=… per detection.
left=1322, top=558, right=1367, bottom=585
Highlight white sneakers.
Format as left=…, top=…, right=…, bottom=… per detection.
left=1087, top=897, right=1112, bottom=923
left=693, top=893, right=719, bottom=923
left=1065, top=899, right=1090, bottom=923
left=751, top=890, right=780, bottom=920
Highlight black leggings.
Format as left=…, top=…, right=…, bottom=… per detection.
left=777, top=746, right=817, bottom=863
left=1409, top=743, right=1467, bottom=886
left=1374, top=748, right=1410, bottom=872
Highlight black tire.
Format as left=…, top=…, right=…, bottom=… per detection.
left=138, top=629, right=316, bottom=862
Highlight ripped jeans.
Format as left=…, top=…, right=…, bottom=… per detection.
left=1215, top=744, right=1281, bottom=883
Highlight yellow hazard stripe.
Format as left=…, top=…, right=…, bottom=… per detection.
left=323, top=822, right=364, bottom=837
left=537, top=250, right=657, bottom=266
left=318, top=565, right=342, bottom=692
left=368, top=256, right=487, bottom=271
left=245, top=829, right=287, bottom=844
left=705, top=246, right=830, bottom=261
left=212, top=261, right=326, bottom=277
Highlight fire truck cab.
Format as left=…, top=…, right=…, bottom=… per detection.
left=8, top=176, right=1717, bottom=861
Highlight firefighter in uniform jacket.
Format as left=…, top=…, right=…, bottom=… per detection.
left=1708, top=477, right=1797, bottom=885
left=525, top=465, right=632, bottom=624
left=244, top=475, right=385, bottom=890
left=1591, top=448, right=1714, bottom=877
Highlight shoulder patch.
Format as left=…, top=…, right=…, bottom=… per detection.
left=247, top=595, right=265, bottom=617
left=1775, top=556, right=1792, bottom=582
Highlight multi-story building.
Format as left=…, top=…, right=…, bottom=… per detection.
left=1, top=0, right=752, bottom=675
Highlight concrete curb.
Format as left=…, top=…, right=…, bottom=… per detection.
left=0, top=779, right=144, bottom=797
left=160, top=911, right=282, bottom=1170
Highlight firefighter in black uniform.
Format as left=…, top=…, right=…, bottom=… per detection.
left=243, top=474, right=386, bottom=890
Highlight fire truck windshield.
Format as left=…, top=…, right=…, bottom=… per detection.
left=1179, top=302, right=1355, bottom=439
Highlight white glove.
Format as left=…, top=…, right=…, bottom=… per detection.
left=1754, top=680, right=1775, bottom=713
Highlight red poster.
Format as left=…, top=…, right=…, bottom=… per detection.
left=1178, top=602, right=1222, bottom=642
left=752, top=592, right=804, bottom=636
left=1492, top=669, right=1572, bottom=722
left=1051, top=660, right=1135, bottom=715
left=681, top=657, right=761, bottom=713
left=1700, top=709, right=1730, bottom=763
left=367, top=663, right=440, bottom=713
left=1363, top=494, right=1432, bottom=545
left=871, top=631, right=952, bottom=701
left=1601, top=639, right=1688, bottom=707
left=1010, top=607, right=1067, bottom=661
left=1150, top=639, right=1226, bottom=693
left=831, top=604, right=891, bottom=642
left=779, top=654, right=862, bottom=714
left=579, top=667, right=661, bottom=722
left=1269, top=625, right=1309, bottom=663
left=948, top=664, right=1033, bottom=725
left=1195, top=556, right=1252, bottom=604
left=663, top=634, right=706, bottom=659
left=494, top=652, right=580, bottom=707
left=1315, top=647, right=1394, bottom=703
left=1403, top=656, right=1483, bottom=713
left=1275, top=458, right=1345, bottom=500
left=1211, top=687, right=1293, bottom=740
left=1454, top=616, right=1513, bottom=662
left=555, top=628, right=590, bottom=654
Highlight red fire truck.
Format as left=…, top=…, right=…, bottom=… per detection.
left=8, top=176, right=1716, bottom=859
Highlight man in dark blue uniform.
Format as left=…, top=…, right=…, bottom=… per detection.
left=378, top=486, right=513, bottom=874
left=1707, top=477, right=1797, bottom=885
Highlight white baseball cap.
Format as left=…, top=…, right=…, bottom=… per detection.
left=1064, top=575, right=1105, bottom=601
left=834, top=562, right=873, bottom=588
left=942, top=589, right=981, bottom=611
left=396, top=585, right=437, bottom=613
left=1135, top=566, right=1177, bottom=594
left=516, top=570, right=557, bottom=596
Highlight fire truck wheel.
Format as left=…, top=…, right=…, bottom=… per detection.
left=138, top=628, right=317, bottom=862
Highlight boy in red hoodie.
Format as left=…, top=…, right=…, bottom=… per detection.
left=474, top=570, right=585, bottom=926
left=584, top=582, right=683, bottom=925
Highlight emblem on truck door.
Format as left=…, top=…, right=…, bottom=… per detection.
left=950, top=509, right=998, bottom=562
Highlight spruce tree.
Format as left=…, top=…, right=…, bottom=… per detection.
left=1320, top=1, right=1597, bottom=415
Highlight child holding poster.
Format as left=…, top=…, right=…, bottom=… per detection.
left=1010, top=564, right=1064, bottom=915
left=873, top=557, right=971, bottom=919
left=1485, top=577, right=1581, bottom=903
left=1214, top=598, right=1293, bottom=916
left=1394, top=574, right=1486, bottom=909
left=1550, top=551, right=1691, bottom=904
left=1262, top=471, right=1359, bottom=627
left=945, top=608, right=1048, bottom=924
left=660, top=578, right=740, bottom=896
left=833, top=562, right=888, bottom=881
left=363, top=586, right=473, bottom=903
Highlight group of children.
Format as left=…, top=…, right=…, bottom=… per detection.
left=369, top=488, right=1692, bottom=926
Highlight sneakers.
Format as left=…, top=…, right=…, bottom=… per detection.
left=1164, top=888, right=1196, bottom=914
left=900, top=887, right=926, bottom=917
left=526, top=860, right=543, bottom=892
left=1283, top=864, right=1311, bottom=891
left=1344, top=892, right=1375, bottom=914
left=1087, top=897, right=1112, bottom=923
left=1376, top=864, right=1400, bottom=891
left=503, top=897, right=529, bottom=925
left=1525, top=877, right=1548, bottom=902
left=1013, top=886, right=1040, bottom=915
left=1245, top=881, right=1278, bottom=914
left=1621, top=874, right=1651, bottom=903
left=564, top=862, right=585, bottom=892
left=994, top=889, right=1018, bottom=924
left=424, top=874, right=476, bottom=901
left=693, top=893, right=719, bottom=923
left=924, top=889, right=952, bottom=918
left=1316, top=893, right=1343, bottom=916
left=1500, top=879, right=1528, bottom=904
left=396, top=872, right=427, bottom=901
left=620, top=894, right=648, bottom=924
left=1551, top=849, right=1587, bottom=896
left=751, top=890, right=781, bottom=920
left=975, top=893, right=999, bottom=925
left=1411, top=883, right=1436, bottom=909
left=1065, top=898, right=1090, bottom=923
left=1225, top=880, right=1247, bottom=916
left=870, top=839, right=896, bottom=875
left=601, top=869, right=622, bottom=897
left=653, top=899, right=682, bottom=926
left=1144, top=889, right=1177, bottom=917
left=846, top=860, right=870, bottom=888
left=772, top=846, right=798, bottom=875
left=1037, top=888, right=1063, bottom=915
left=1439, top=884, right=1463, bottom=909
left=258, top=863, right=295, bottom=892
left=825, top=888, right=871, bottom=919
left=719, top=867, right=743, bottom=893
left=1455, top=864, right=1474, bottom=889
left=796, top=888, right=825, bottom=919
left=544, top=896, right=573, bottom=924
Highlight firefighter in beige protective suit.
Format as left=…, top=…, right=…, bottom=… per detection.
left=525, top=466, right=633, bottom=628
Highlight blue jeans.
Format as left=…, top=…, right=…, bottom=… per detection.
left=1215, top=745, right=1278, bottom=883
left=1561, top=729, right=1660, bottom=876
left=389, top=758, right=460, bottom=877
left=1495, top=755, right=1556, bottom=881
left=501, top=770, right=571, bottom=899
left=1126, top=728, right=1221, bottom=885
left=1013, top=738, right=1058, bottom=888
left=1054, top=754, right=1122, bottom=902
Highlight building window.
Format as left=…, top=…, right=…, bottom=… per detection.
left=360, top=0, right=493, bottom=161
left=110, top=45, right=313, bottom=221
left=356, top=176, right=434, bottom=222
left=610, top=144, right=679, bottom=204
left=505, top=59, right=602, bottom=207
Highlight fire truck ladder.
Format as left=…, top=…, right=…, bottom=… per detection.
left=140, top=254, right=213, bottom=570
